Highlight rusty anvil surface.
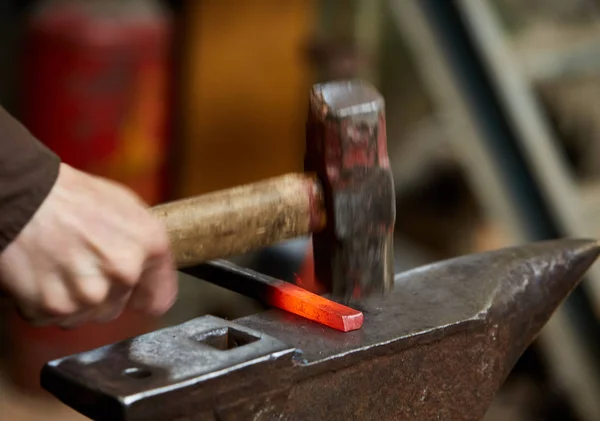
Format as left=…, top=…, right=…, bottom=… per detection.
left=41, top=239, right=600, bottom=421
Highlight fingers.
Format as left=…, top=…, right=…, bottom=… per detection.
left=47, top=239, right=174, bottom=327
left=39, top=244, right=173, bottom=328
left=129, top=253, right=178, bottom=316
left=94, top=285, right=132, bottom=323
left=56, top=260, right=175, bottom=329
left=39, top=274, right=80, bottom=317
left=64, top=257, right=111, bottom=306
left=0, top=163, right=178, bottom=329
left=11, top=273, right=80, bottom=327
left=128, top=220, right=177, bottom=316
left=6, top=240, right=175, bottom=328
left=55, top=284, right=132, bottom=329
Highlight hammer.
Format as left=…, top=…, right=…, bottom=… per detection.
left=151, top=80, right=396, bottom=302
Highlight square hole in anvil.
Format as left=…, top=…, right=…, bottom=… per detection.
left=191, top=327, right=260, bottom=351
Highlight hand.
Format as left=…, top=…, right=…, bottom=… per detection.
left=0, top=163, right=177, bottom=328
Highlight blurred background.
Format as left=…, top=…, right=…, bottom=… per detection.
left=0, top=0, right=600, bottom=420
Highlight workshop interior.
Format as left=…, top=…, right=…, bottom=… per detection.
left=1, top=0, right=600, bottom=420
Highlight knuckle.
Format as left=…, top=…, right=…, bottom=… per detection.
left=112, top=260, right=143, bottom=287
left=102, top=245, right=144, bottom=287
left=40, top=294, right=76, bottom=317
left=95, top=305, right=124, bottom=324
left=149, top=292, right=177, bottom=316
left=147, top=302, right=169, bottom=317
left=78, top=280, right=110, bottom=306
left=143, top=220, right=170, bottom=255
left=66, top=258, right=110, bottom=306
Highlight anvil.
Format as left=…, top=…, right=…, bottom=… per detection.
left=41, top=239, right=599, bottom=420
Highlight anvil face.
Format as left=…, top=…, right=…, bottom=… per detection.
left=41, top=239, right=599, bottom=421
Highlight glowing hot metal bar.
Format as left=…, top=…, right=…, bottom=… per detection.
left=183, top=261, right=364, bottom=332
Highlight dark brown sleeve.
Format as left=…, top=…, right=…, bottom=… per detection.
left=0, top=106, right=61, bottom=253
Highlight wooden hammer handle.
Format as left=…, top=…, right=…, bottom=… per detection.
left=150, top=173, right=326, bottom=268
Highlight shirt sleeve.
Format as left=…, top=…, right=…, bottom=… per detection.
left=0, top=106, right=61, bottom=253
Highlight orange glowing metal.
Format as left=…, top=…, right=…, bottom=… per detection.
left=183, top=261, right=364, bottom=333
left=267, top=281, right=364, bottom=332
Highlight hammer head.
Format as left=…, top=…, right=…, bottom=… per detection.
left=305, top=80, right=396, bottom=303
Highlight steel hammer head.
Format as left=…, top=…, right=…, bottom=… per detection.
left=305, top=80, right=395, bottom=303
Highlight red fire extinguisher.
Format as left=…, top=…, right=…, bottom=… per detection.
left=6, top=0, right=173, bottom=391
left=22, top=0, right=172, bottom=203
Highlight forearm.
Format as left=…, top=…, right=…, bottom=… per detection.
left=0, top=106, right=60, bottom=253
